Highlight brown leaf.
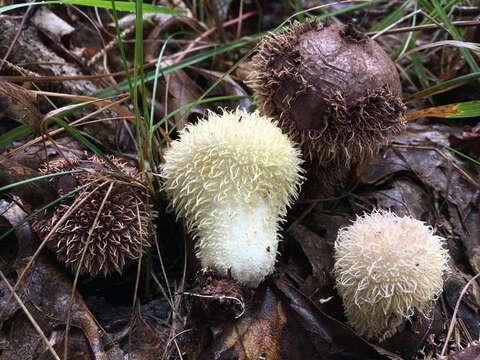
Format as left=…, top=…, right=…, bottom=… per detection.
left=0, top=156, right=58, bottom=209
left=0, top=203, right=107, bottom=360
left=195, top=279, right=386, bottom=360
left=189, top=67, right=251, bottom=109
left=361, top=123, right=480, bottom=274
left=287, top=223, right=334, bottom=288
left=126, top=306, right=167, bottom=360
left=274, top=277, right=387, bottom=359
left=198, top=285, right=307, bottom=360
left=447, top=341, right=480, bottom=359
left=163, top=63, right=204, bottom=131
left=0, top=81, right=43, bottom=134
left=0, top=17, right=97, bottom=95
left=443, top=268, right=480, bottom=340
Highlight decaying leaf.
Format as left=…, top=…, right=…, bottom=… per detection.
left=124, top=306, right=168, bottom=360
left=447, top=342, right=480, bottom=360
left=0, top=17, right=96, bottom=95
left=163, top=61, right=204, bottom=130
left=182, top=277, right=386, bottom=360
left=361, top=123, right=480, bottom=275
left=0, top=81, right=43, bottom=134
left=0, top=201, right=107, bottom=359
left=0, top=156, right=59, bottom=209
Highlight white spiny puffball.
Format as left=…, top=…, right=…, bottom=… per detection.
left=161, top=108, right=304, bottom=287
left=334, top=210, right=450, bottom=341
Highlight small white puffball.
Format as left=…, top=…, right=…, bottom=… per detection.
left=161, top=108, right=304, bottom=287
left=333, top=210, right=449, bottom=341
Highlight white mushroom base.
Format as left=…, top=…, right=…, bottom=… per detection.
left=196, top=199, right=279, bottom=287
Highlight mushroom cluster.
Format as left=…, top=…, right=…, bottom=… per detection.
left=161, top=108, right=304, bottom=286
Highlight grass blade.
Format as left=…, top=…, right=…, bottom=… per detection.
left=406, top=100, right=480, bottom=120
left=0, top=0, right=183, bottom=14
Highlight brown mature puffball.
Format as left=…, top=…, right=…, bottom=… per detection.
left=32, top=155, right=153, bottom=277
left=334, top=210, right=449, bottom=341
left=248, top=20, right=406, bottom=189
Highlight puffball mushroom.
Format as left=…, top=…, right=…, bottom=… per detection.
left=32, top=155, right=152, bottom=277
left=161, top=108, right=304, bottom=287
left=333, top=210, right=449, bottom=341
left=247, top=20, right=406, bottom=189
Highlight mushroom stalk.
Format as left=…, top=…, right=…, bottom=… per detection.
left=198, top=199, right=279, bottom=286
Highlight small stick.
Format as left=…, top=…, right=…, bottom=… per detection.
left=175, top=11, right=256, bottom=63
left=368, top=19, right=480, bottom=37
left=441, top=272, right=480, bottom=356
left=0, top=271, right=61, bottom=360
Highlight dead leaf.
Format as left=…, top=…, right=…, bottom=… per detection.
left=193, top=279, right=386, bottom=360
left=189, top=66, right=251, bottom=109
left=443, top=268, right=480, bottom=340
left=0, top=17, right=97, bottom=95
left=287, top=224, right=334, bottom=288
left=0, top=156, right=58, bottom=210
left=361, top=123, right=480, bottom=274
left=447, top=341, right=480, bottom=359
left=126, top=306, right=167, bottom=360
left=0, top=81, right=43, bottom=134
left=0, top=202, right=107, bottom=360
left=163, top=62, right=204, bottom=130
left=274, top=277, right=387, bottom=359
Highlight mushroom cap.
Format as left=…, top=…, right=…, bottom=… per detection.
left=333, top=210, right=449, bottom=341
left=32, top=155, right=152, bottom=277
left=161, top=108, right=304, bottom=285
left=248, top=20, right=406, bottom=187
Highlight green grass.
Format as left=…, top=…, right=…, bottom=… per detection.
left=428, top=100, right=480, bottom=118
left=0, top=0, right=183, bottom=14
left=407, top=72, right=480, bottom=100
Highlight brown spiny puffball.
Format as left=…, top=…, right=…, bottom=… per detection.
left=32, top=155, right=153, bottom=277
left=334, top=210, right=449, bottom=341
left=247, top=20, right=406, bottom=191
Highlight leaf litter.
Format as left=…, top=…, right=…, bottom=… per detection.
left=0, top=1, right=479, bottom=359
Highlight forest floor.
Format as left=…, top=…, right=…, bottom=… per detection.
left=0, top=1, right=480, bottom=359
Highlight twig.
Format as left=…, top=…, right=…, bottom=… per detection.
left=0, top=0, right=36, bottom=72
left=182, top=291, right=246, bottom=319
left=64, top=181, right=113, bottom=360
left=441, top=272, right=480, bottom=356
left=368, top=19, right=480, bottom=37
left=0, top=271, right=61, bottom=360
